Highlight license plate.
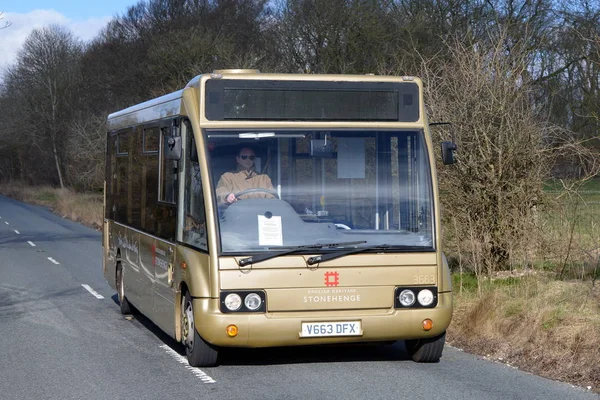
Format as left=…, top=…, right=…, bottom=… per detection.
left=300, top=321, right=362, bottom=338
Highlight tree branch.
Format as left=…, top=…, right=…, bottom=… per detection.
left=533, top=56, right=587, bottom=84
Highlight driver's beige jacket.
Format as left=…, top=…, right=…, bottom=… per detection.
left=215, top=168, right=274, bottom=204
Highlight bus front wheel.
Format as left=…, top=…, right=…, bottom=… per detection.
left=116, top=262, right=132, bottom=314
left=405, top=331, right=446, bottom=362
left=181, top=291, right=219, bottom=367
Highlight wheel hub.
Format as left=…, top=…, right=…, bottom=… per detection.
left=117, top=270, right=124, bottom=301
left=182, top=301, right=194, bottom=349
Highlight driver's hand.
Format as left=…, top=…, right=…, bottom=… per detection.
left=226, top=193, right=237, bottom=204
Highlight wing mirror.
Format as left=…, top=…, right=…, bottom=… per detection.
left=441, top=141, right=457, bottom=165
left=430, top=122, right=457, bottom=165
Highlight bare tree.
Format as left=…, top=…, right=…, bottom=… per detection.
left=423, top=30, right=553, bottom=279
left=273, top=0, right=399, bottom=74
left=421, top=24, right=600, bottom=281
left=0, top=11, right=11, bottom=29
left=64, top=114, right=106, bottom=190
left=10, top=25, right=83, bottom=188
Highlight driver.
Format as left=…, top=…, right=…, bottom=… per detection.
left=215, top=147, right=275, bottom=204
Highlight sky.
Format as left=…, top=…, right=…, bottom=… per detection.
left=0, top=1, right=134, bottom=74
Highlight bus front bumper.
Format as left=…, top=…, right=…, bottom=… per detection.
left=193, top=292, right=452, bottom=348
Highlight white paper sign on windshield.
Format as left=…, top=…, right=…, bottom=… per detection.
left=258, top=215, right=283, bottom=246
left=337, top=138, right=365, bottom=179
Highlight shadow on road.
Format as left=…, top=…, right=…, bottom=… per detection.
left=218, top=341, right=411, bottom=366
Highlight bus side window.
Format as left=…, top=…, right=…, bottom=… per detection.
left=182, top=122, right=207, bottom=250
left=159, top=126, right=178, bottom=204
left=142, top=127, right=160, bottom=235
left=105, top=133, right=117, bottom=220
left=128, top=127, right=143, bottom=229
left=156, top=125, right=178, bottom=241
left=114, top=130, right=132, bottom=225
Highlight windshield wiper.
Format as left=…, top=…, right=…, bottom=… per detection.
left=237, top=241, right=367, bottom=267
left=306, top=244, right=394, bottom=265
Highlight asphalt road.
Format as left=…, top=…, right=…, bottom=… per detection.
left=0, top=194, right=597, bottom=400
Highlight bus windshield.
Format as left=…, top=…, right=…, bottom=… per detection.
left=206, top=130, right=435, bottom=254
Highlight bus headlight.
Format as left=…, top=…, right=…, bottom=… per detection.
left=244, top=293, right=262, bottom=311
left=220, top=290, right=267, bottom=313
left=399, top=289, right=415, bottom=306
left=394, top=287, right=438, bottom=308
left=417, top=289, right=434, bottom=306
left=224, top=293, right=242, bottom=311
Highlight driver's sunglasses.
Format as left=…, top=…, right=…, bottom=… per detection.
left=239, top=154, right=255, bottom=160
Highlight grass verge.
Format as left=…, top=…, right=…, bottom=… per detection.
left=0, top=182, right=103, bottom=230
left=449, top=273, right=600, bottom=393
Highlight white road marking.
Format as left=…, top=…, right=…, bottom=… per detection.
left=47, top=257, right=60, bottom=265
left=81, top=284, right=104, bottom=299
left=27, top=241, right=36, bottom=247
left=4, top=221, right=8, bottom=225
left=159, top=344, right=216, bottom=383
left=14, top=230, right=19, bottom=234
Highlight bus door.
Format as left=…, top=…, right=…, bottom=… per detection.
left=152, top=122, right=180, bottom=336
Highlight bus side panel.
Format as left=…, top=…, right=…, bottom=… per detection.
left=103, top=219, right=116, bottom=291
left=176, top=246, right=212, bottom=299
left=110, top=224, right=145, bottom=314
left=152, top=238, right=177, bottom=338
left=440, top=252, right=453, bottom=293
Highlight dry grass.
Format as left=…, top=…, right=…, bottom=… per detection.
left=449, top=275, right=600, bottom=392
left=0, top=182, right=103, bottom=230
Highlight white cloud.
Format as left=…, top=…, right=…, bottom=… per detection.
left=0, top=10, right=111, bottom=74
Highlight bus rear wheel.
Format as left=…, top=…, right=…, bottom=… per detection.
left=405, top=331, right=446, bottom=362
left=181, top=291, right=218, bottom=367
left=116, top=262, right=132, bottom=314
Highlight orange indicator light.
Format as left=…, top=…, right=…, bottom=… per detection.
left=226, top=325, right=238, bottom=337
left=422, top=319, right=433, bottom=331
left=181, top=262, right=187, bottom=269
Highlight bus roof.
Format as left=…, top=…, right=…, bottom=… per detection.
left=106, top=71, right=422, bottom=131
left=107, top=89, right=186, bottom=132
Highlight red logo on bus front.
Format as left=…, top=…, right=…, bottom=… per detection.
left=324, top=271, right=339, bottom=287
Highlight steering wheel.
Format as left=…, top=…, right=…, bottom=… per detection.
left=233, top=188, right=280, bottom=200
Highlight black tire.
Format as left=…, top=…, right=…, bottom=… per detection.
left=116, top=262, right=132, bottom=315
left=181, top=291, right=219, bottom=367
left=405, top=331, right=446, bottom=362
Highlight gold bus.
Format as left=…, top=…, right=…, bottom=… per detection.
left=103, top=70, right=456, bottom=367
